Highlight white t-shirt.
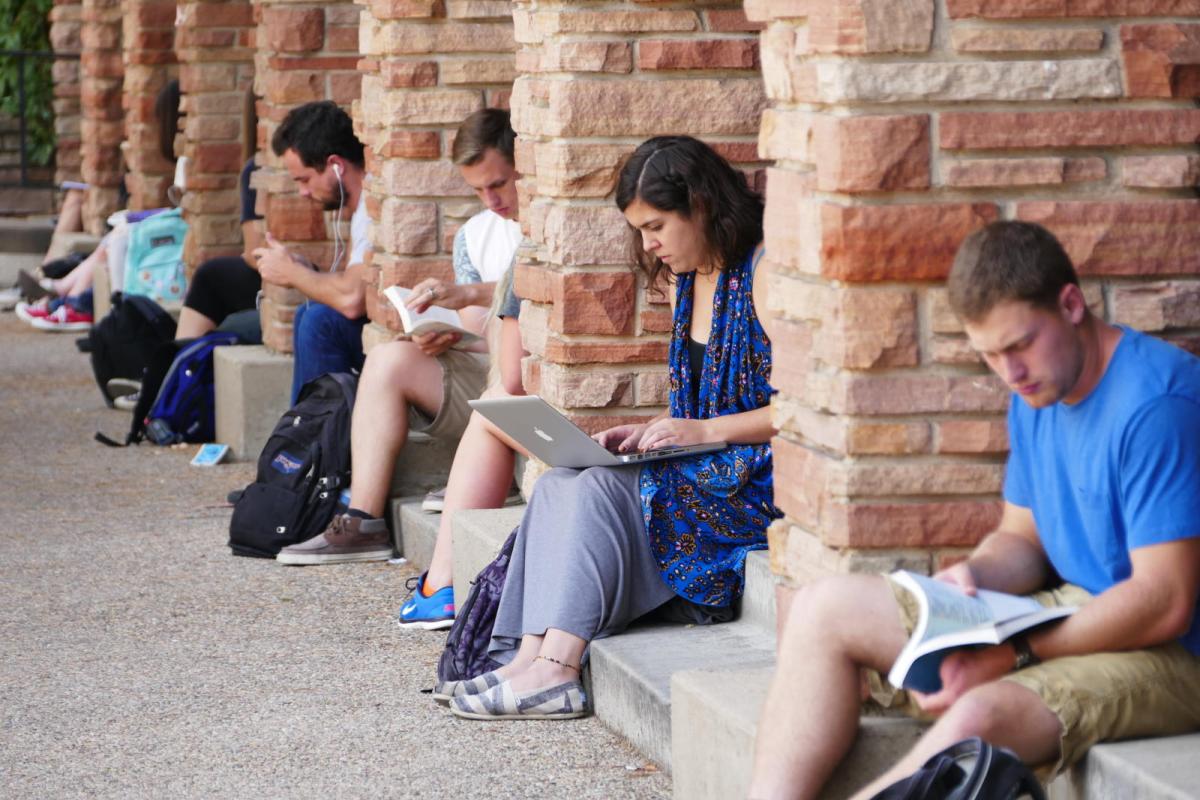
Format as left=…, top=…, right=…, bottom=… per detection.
left=458, top=209, right=522, bottom=283
left=347, top=195, right=370, bottom=270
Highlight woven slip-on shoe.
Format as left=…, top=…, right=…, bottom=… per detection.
left=450, top=680, right=589, bottom=721
left=432, top=670, right=503, bottom=706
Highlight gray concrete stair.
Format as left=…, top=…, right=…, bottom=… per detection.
left=1049, top=735, right=1200, bottom=799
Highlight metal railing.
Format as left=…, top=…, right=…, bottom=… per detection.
left=0, top=49, right=80, bottom=189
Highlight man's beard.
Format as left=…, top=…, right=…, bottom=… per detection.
left=322, top=197, right=342, bottom=212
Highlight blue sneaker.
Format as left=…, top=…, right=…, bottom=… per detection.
left=397, top=572, right=456, bottom=630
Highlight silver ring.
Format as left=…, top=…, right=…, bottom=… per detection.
left=427, top=287, right=437, bottom=299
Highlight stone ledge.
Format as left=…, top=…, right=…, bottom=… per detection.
left=214, top=345, right=293, bottom=461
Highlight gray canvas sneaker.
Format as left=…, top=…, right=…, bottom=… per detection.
left=276, top=513, right=392, bottom=565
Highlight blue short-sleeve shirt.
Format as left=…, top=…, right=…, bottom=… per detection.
left=1004, top=327, right=1200, bottom=654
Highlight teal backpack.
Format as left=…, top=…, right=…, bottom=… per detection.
left=122, top=208, right=188, bottom=304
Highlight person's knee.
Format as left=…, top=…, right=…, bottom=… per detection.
left=935, top=684, right=1010, bottom=743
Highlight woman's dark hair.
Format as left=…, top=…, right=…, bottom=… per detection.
left=948, top=221, right=1080, bottom=322
left=614, top=136, right=763, bottom=286
left=155, top=79, right=181, bottom=163
left=270, top=100, right=366, bottom=170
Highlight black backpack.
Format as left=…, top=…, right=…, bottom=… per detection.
left=227, top=372, right=358, bottom=558
left=88, top=292, right=177, bottom=406
left=871, top=737, right=1045, bottom=800
left=95, top=332, right=240, bottom=448
left=437, top=528, right=518, bottom=683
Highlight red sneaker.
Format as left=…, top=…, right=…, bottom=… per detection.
left=31, top=303, right=93, bottom=332
left=14, top=300, right=53, bottom=323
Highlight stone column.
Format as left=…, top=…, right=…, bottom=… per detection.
left=510, top=1, right=766, bottom=433
left=749, top=0, right=1200, bottom=589
left=175, top=0, right=255, bottom=270
left=79, top=0, right=124, bottom=234
left=120, top=0, right=177, bottom=210
left=355, top=0, right=517, bottom=349
left=254, top=0, right=362, bottom=353
left=49, top=0, right=84, bottom=185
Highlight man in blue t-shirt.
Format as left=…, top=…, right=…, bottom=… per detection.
left=749, top=221, right=1200, bottom=800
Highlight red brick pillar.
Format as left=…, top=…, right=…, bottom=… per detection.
left=510, top=2, right=766, bottom=433
left=254, top=0, right=362, bottom=353
left=121, top=0, right=177, bottom=210
left=80, top=0, right=124, bottom=234
left=175, top=0, right=255, bottom=270
left=750, top=0, right=1200, bottom=587
left=355, top=0, right=516, bottom=348
left=50, top=0, right=84, bottom=185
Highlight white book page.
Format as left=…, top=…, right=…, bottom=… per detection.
left=382, top=286, right=479, bottom=344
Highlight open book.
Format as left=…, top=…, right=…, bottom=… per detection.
left=886, top=570, right=1076, bottom=693
left=383, top=285, right=481, bottom=346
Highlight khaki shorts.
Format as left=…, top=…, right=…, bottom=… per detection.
left=407, top=349, right=487, bottom=441
left=868, top=578, right=1200, bottom=776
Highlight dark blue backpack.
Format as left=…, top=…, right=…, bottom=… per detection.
left=141, top=332, right=239, bottom=445
left=437, top=527, right=518, bottom=683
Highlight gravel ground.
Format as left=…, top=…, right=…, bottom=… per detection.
left=0, top=310, right=670, bottom=799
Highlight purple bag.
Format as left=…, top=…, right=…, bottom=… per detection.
left=437, top=528, right=518, bottom=683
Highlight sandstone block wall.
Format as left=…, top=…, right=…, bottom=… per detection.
left=120, top=0, right=177, bottom=210
left=80, top=0, right=125, bottom=233
left=175, top=0, right=255, bottom=271
left=50, top=0, right=83, bottom=186
left=510, top=0, right=767, bottom=433
left=253, top=0, right=363, bottom=353
left=355, top=0, right=517, bottom=348
left=750, top=0, right=1200, bottom=584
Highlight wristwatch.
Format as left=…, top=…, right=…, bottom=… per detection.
left=1012, top=635, right=1040, bottom=671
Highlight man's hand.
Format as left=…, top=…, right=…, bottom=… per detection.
left=910, top=643, right=1015, bottom=714
left=412, top=330, right=460, bottom=357
left=934, top=561, right=979, bottom=597
left=593, top=423, right=649, bottom=453
left=408, top=277, right=472, bottom=312
left=252, top=235, right=303, bottom=288
left=636, top=418, right=712, bottom=452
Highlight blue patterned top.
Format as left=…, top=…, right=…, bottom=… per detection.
left=638, top=249, right=780, bottom=607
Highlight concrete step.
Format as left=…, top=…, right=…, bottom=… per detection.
left=592, top=622, right=776, bottom=772
left=1050, top=735, right=1200, bottom=800
left=671, top=666, right=927, bottom=800
left=0, top=216, right=54, bottom=253
left=392, top=499, right=438, bottom=572
left=213, top=345, right=294, bottom=461
left=386, top=431, right=458, bottom=497
left=741, top=550, right=776, bottom=638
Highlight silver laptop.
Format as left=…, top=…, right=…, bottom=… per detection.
left=469, top=395, right=726, bottom=469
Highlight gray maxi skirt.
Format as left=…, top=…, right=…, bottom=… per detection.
left=487, top=464, right=678, bottom=664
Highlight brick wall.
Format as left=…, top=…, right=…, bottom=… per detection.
left=121, top=0, right=177, bottom=210
left=509, top=1, right=766, bottom=434
left=750, top=0, right=1200, bottom=585
left=254, top=0, right=362, bottom=353
left=355, top=0, right=517, bottom=350
left=50, top=0, right=83, bottom=185
left=80, top=0, right=124, bottom=234
left=175, top=0, right=255, bottom=270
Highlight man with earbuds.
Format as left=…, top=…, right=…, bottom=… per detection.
left=252, top=101, right=372, bottom=403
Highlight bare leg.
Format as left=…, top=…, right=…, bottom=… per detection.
left=748, top=575, right=911, bottom=800
left=424, top=386, right=531, bottom=591
left=501, top=628, right=588, bottom=692
left=850, top=682, right=1061, bottom=800
left=43, top=189, right=84, bottom=264
left=53, top=243, right=104, bottom=296
left=346, top=341, right=445, bottom=518
left=175, top=307, right=217, bottom=339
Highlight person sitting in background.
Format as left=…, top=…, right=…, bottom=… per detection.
left=444, top=135, right=780, bottom=720
left=247, top=100, right=370, bottom=403
left=177, top=90, right=263, bottom=344
left=275, top=110, right=525, bottom=613
left=747, top=221, right=1200, bottom=800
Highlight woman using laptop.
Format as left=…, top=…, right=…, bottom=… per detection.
left=443, top=136, right=780, bottom=720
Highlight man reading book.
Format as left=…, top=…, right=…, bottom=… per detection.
left=749, top=221, right=1200, bottom=799
left=274, top=109, right=522, bottom=573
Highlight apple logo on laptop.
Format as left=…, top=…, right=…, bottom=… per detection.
left=534, top=427, right=554, bottom=442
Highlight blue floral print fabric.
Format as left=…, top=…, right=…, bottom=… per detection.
left=638, top=250, right=781, bottom=607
